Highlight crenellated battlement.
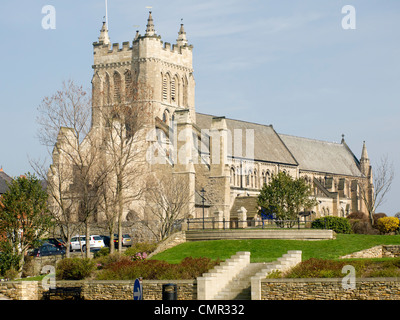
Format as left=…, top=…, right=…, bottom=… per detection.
left=93, top=34, right=193, bottom=70
left=91, top=11, right=196, bottom=128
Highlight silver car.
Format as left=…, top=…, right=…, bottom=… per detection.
left=70, top=235, right=105, bottom=252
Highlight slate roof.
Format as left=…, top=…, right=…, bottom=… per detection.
left=195, top=113, right=298, bottom=166
left=279, top=134, right=362, bottom=177
left=195, top=113, right=362, bottom=177
left=0, top=170, right=12, bottom=194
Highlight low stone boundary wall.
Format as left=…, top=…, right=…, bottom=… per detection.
left=186, top=229, right=335, bottom=241
left=260, top=278, right=400, bottom=300
left=0, top=279, right=196, bottom=300
left=3, top=276, right=400, bottom=300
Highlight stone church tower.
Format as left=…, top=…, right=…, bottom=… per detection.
left=91, top=12, right=195, bottom=130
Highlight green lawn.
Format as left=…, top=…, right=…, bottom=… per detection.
left=151, top=234, right=400, bottom=264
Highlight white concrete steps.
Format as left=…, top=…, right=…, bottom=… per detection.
left=214, top=263, right=267, bottom=300
left=197, top=250, right=302, bottom=300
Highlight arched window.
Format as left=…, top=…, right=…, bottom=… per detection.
left=162, top=73, right=171, bottom=102
left=113, top=71, right=122, bottom=102
left=247, top=170, right=252, bottom=187
left=230, top=167, right=236, bottom=186
left=182, top=76, right=188, bottom=106
left=124, top=70, right=132, bottom=102
left=104, top=73, right=111, bottom=105
left=171, top=77, right=176, bottom=103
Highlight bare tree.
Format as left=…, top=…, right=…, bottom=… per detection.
left=359, top=155, right=394, bottom=225
left=143, top=173, right=194, bottom=241
left=33, top=80, right=108, bottom=258
left=97, top=80, right=153, bottom=252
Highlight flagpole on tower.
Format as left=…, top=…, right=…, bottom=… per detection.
left=105, top=0, right=109, bottom=29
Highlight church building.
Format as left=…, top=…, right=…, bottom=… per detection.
left=51, top=12, right=374, bottom=231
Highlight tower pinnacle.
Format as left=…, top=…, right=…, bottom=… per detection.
left=361, top=141, right=369, bottom=161
left=360, top=141, right=371, bottom=177
left=98, top=21, right=110, bottom=45
left=176, top=23, right=188, bottom=47
left=145, top=11, right=156, bottom=36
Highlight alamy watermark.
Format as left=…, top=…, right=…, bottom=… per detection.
left=41, top=265, right=56, bottom=291
left=342, top=265, right=356, bottom=290
left=342, top=5, right=356, bottom=30
left=146, top=121, right=255, bottom=167
left=41, top=5, right=56, bottom=30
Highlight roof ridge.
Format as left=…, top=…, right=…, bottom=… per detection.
left=279, top=133, right=343, bottom=145
left=196, top=112, right=273, bottom=128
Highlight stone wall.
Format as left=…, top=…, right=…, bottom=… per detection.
left=382, top=245, right=400, bottom=257
left=0, top=280, right=196, bottom=300
left=261, top=278, right=400, bottom=300
left=340, top=245, right=400, bottom=259
left=3, top=277, right=400, bottom=300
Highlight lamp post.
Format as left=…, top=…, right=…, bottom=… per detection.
left=201, top=188, right=206, bottom=230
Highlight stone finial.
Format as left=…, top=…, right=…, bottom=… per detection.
left=134, top=30, right=140, bottom=41
left=145, top=11, right=156, bottom=36
left=361, top=141, right=369, bottom=161
left=176, top=23, right=188, bottom=47
left=98, top=21, right=110, bottom=45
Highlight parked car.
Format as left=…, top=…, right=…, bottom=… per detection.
left=70, top=235, right=105, bottom=252
left=114, top=234, right=132, bottom=247
left=30, top=243, right=66, bottom=257
left=44, top=238, right=66, bottom=250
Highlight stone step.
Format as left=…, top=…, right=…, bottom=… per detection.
left=214, top=263, right=267, bottom=300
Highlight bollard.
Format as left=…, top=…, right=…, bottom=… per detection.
left=162, top=283, right=177, bottom=300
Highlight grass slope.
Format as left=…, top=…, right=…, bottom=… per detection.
left=151, top=234, right=400, bottom=263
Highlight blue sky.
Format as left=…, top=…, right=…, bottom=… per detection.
left=0, top=1, right=399, bottom=215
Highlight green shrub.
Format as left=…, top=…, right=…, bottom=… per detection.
left=56, top=258, right=96, bottom=280
left=0, top=250, right=20, bottom=276
left=93, top=247, right=110, bottom=258
left=311, top=216, right=352, bottom=234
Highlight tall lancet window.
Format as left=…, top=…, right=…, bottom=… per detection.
left=105, top=73, right=111, bottom=105
left=162, top=73, right=171, bottom=102
left=171, top=77, right=176, bottom=103
left=114, top=71, right=122, bottom=103
left=124, top=70, right=132, bottom=102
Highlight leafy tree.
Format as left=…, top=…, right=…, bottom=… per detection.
left=257, top=172, right=317, bottom=228
left=0, top=173, right=53, bottom=274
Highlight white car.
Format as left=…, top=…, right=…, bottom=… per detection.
left=70, top=235, right=105, bottom=252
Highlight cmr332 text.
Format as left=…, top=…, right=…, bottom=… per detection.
left=154, top=304, right=245, bottom=317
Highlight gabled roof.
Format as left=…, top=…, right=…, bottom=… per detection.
left=195, top=113, right=298, bottom=166
left=195, top=112, right=362, bottom=177
left=0, top=170, right=12, bottom=194
left=279, top=134, right=362, bottom=177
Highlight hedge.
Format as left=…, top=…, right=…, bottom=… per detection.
left=311, top=216, right=352, bottom=234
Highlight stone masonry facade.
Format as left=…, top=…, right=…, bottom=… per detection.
left=50, top=11, right=375, bottom=241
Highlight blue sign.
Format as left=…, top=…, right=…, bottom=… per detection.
left=133, top=278, right=142, bottom=300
